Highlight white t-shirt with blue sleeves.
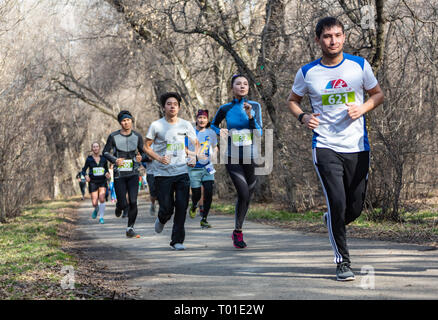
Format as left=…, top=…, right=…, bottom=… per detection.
left=292, top=53, right=378, bottom=153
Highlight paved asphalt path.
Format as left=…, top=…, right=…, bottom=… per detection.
left=75, top=196, right=438, bottom=300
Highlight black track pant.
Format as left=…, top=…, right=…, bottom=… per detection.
left=313, top=148, right=369, bottom=264
left=114, top=174, right=139, bottom=228
left=225, top=158, right=257, bottom=231
left=155, top=173, right=190, bottom=246
left=191, top=181, right=214, bottom=219
left=79, top=181, right=86, bottom=197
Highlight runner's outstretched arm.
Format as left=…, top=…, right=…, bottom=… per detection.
left=248, top=102, right=263, bottom=136
left=287, top=91, right=320, bottom=130
left=102, top=134, right=117, bottom=164
left=81, top=158, right=90, bottom=178
left=211, top=105, right=226, bottom=135
left=103, top=156, right=110, bottom=178
left=144, top=138, right=168, bottom=164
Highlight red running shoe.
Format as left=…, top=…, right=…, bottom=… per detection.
left=231, top=230, right=247, bottom=248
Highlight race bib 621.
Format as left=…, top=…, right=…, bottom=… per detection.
left=321, top=91, right=355, bottom=106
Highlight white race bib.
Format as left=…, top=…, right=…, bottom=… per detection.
left=166, top=141, right=186, bottom=164
left=118, top=159, right=133, bottom=172
left=321, top=90, right=356, bottom=115
left=166, top=142, right=185, bottom=157
left=232, top=129, right=253, bottom=147
left=92, top=167, right=105, bottom=176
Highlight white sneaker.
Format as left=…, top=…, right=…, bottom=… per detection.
left=154, top=217, right=164, bottom=233
left=171, top=243, right=185, bottom=250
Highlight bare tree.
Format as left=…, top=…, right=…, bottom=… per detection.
left=3, top=0, right=436, bottom=222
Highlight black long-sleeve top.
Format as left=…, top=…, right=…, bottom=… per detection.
left=102, top=129, right=149, bottom=179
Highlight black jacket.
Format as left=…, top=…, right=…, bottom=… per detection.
left=81, top=155, right=109, bottom=183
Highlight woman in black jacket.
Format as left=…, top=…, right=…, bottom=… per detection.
left=81, top=142, right=111, bottom=224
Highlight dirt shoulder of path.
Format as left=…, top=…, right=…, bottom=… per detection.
left=58, top=200, right=139, bottom=300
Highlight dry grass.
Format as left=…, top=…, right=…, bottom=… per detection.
left=0, top=198, right=137, bottom=300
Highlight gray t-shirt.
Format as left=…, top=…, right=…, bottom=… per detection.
left=145, top=143, right=156, bottom=176
left=146, top=117, right=197, bottom=177
left=145, top=159, right=156, bottom=175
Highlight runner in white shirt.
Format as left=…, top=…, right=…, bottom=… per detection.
left=287, top=17, right=384, bottom=281
left=144, top=92, right=198, bottom=251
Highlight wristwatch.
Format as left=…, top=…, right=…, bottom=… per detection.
left=298, top=112, right=309, bottom=124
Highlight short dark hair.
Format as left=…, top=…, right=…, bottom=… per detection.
left=160, top=92, right=182, bottom=108
left=230, top=74, right=249, bottom=88
left=315, top=17, right=344, bottom=38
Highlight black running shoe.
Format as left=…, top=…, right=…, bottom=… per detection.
left=126, top=228, right=137, bottom=238
left=122, top=206, right=129, bottom=218
left=336, top=262, right=355, bottom=281
left=115, top=207, right=122, bottom=217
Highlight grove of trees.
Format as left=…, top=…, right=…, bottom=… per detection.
left=0, top=0, right=437, bottom=222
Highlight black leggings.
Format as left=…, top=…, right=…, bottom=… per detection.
left=114, top=174, right=139, bottom=228
left=225, top=159, right=257, bottom=231
left=79, top=181, right=86, bottom=196
left=191, top=181, right=214, bottom=219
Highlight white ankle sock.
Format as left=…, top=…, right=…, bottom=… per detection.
left=98, top=203, right=105, bottom=218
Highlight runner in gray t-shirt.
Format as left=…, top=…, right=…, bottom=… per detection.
left=146, top=117, right=197, bottom=177
left=144, top=92, right=198, bottom=251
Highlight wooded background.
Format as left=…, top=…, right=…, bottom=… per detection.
left=1, top=0, right=437, bottom=223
